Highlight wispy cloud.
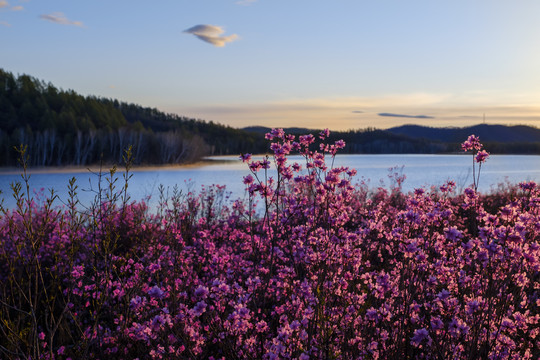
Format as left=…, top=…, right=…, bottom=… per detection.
left=184, top=24, right=238, bottom=47
left=0, top=20, right=10, bottom=27
left=352, top=110, right=364, bottom=114
left=40, top=12, right=83, bottom=27
left=378, top=113, right=434, bottom=119
left=236, top=0, right=258, bottom=5
left=0, top=1, right=23, bottom=11
left=170, top=94, right=540, bottom=130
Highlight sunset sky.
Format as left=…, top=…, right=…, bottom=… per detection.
left=2, top=0, right=540, bottom=130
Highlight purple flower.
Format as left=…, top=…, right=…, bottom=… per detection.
left=411, top=328, right=431, bottom=346
left=465, top=300, right=480, bottom=315
left=194, top=285, right=209, bottom=298
left=192, top=301, right=207, bottom=316
left=519, top=181, right=536, bottom=191
left=243, top=174, right=254, bottom=185
left=148, top=285, right=165, bottom=299
left=445, top=227, right=462, bottom=241
left=437, top=289, right=451, bottom=300
left=431, top=317, right=444, bottom=330
left=239, top=153, right=252, bottom=162
left=366, top=308, right=378, bottom=321
left=261, top=158, right=271, bottom=169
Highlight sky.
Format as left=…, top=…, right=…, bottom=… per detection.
left=2, top=0, right=540, bottom=131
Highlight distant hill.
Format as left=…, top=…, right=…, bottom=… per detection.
left=244, top=126, right=317, bottom=135
left=245, top=124, right=540, bottom=155
left=385, top=124, right=540, bottom=154
left=387, top=124, right=540, bottom=143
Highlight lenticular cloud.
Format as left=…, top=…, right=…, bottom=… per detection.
left=184, top=24, right=238, bottom=47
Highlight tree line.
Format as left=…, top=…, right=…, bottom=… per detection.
left=0, top=69, right=267, bottom=167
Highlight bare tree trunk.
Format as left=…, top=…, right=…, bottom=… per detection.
left=75, top=131, right=83, bottom=165
left=80, top=130, right=96, bottom=165
left=47, top=130, right=56, bottom=166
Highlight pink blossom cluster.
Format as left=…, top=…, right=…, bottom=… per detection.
left=462, top=134, right=491, bottom=192
left=0, top=130, right=538, bottom=359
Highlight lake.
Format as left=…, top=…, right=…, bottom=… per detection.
left=1, top=154, right=539, bottom=211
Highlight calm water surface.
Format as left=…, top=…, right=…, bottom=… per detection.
left=1, top=154, right=539, bottom=211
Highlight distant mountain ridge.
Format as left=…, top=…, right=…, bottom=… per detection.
left=245, top=124, right=540, bottom=144
left=386, top=124, right=540, bottom=143
left=244, top=124, right=540, bottom=154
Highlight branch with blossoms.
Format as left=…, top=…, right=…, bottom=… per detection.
left=461, top=135, right=489, bottom=192
left=239, top=128, right=350, bottom=230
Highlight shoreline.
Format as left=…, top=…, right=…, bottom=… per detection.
left=0, top=152, right=536, bottom=176
left=0, top=158, right=241, bottom=175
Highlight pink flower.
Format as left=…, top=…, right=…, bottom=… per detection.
left=71, top=265, right=84, bottom=279
left=461, top=134, right=482, bottom=151
left=335, top=139, right=345, bottom=149
left=249, top=161, right=262, bottom=172
left=265, top=128, right=285, bottom=140
left=475, top=149, right=489, bottom=163
left=299, top=134, right=315, bottom=146
left=319, top=128, right=330, bottom=139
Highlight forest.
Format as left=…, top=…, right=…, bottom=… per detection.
left=1, top=69, right=540, bottom=167
left=0, top=69, right=266, bottom=167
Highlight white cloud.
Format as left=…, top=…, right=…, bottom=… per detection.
left=184, top=24, right=238, bottom=47
left=0, top=1, right=24, bottom=12
left=0, top=20, right=10, bottom=27
left=40, top=12, right=83, bottom=27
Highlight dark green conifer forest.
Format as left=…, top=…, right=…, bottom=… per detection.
left=0, top=69, right=266, bottom=166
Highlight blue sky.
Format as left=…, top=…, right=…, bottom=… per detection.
left=2, top=0, right=540, bottom=130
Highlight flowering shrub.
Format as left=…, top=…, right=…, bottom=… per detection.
left=0, top=132, right=538, bottom=359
